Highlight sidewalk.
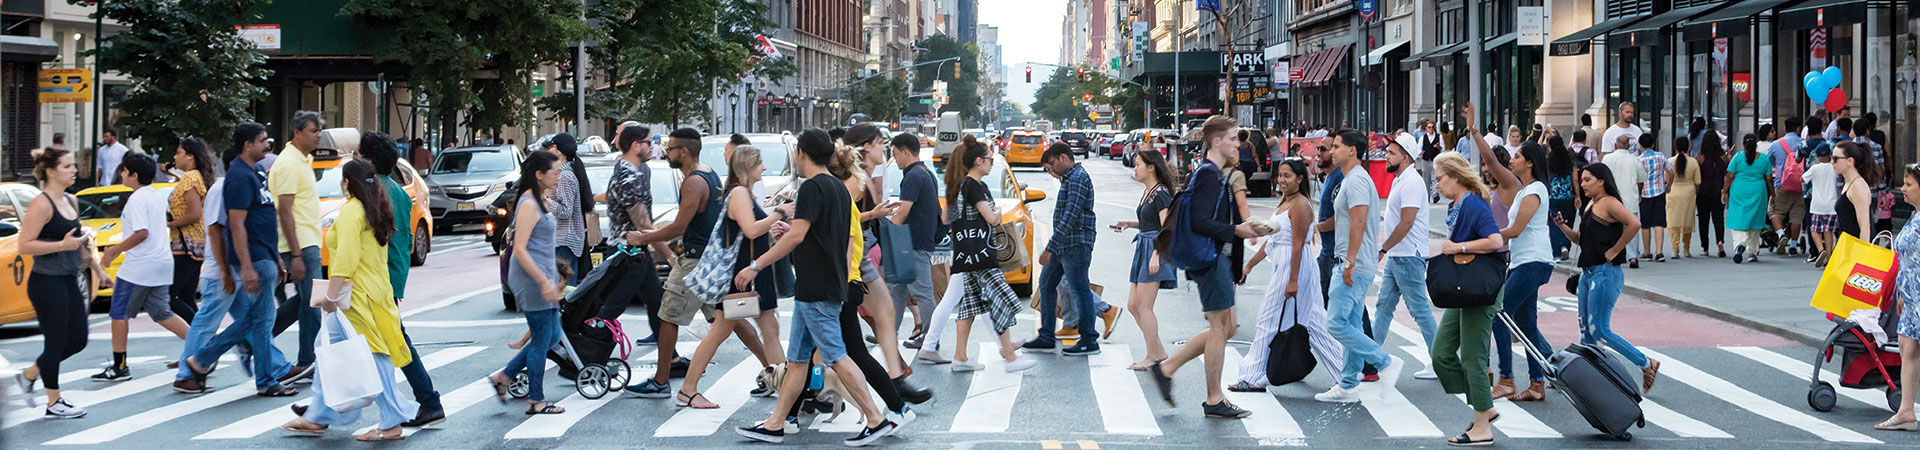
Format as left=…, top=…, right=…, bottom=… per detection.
left=1424, top=205, right=1829, bottom=345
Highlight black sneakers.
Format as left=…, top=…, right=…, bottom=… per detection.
left=843, top=419, right=898, bottom=447
left=1062, top=342, right=1101, bottom=356
left=1203, top=400, right=1252, bottom=418
left=736, top=422, right=786, bottom=443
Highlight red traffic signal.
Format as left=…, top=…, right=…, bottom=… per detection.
left=1077, top=67, right=1086, bottom=81
left=1025, top=66, right=1032, bottom=83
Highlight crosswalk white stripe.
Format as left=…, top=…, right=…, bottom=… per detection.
left=1089, top=345, right=1161, bottom=436
left=191, top=346, right=484, bottom=440
left=503, top=346, right=673, bottom=440
left=1392, top=343, right=1556, bottom=438
left=1638, top=399, right=1735, bottom=438
left=948, top=343, right=1024, bottom=433
left=2, top=371, right=173, bottom=429
left=1370, top=345, right=1462, bottom=438
left=1219, top=347, right=1301, bottom=443
left=1722, top=346, right=1892, bottom=411
left=400, top=286, right=500, bottom=318
left=653, top=357, right=763, bottom=437
left=437, top=241, right=489, bottom=253
left=1639, top=348, right=1880, bottom=443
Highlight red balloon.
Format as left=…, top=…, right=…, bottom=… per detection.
left=1826, top=89, right=1848, bottom=113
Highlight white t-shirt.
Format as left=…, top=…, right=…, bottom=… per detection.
left=200, top=178, right=226, bottom=277
left=1380, top=168, right=1430, bottom=258
left=1601, top=123, right=1645, bottom=155
left=1602, top=150, right=1648, bottom=213
left=1507, top=181, right=1553, bottom=266
left=96, top=143, right=130, bottom=185
left=1808, top=163, right=1839, bottom=215
left=117, top=185, right=174, bottom=286
left=1484, top=133, right=1505, bottom=150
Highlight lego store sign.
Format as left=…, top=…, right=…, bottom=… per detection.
left=1731, top=73, right=1751, bottom=102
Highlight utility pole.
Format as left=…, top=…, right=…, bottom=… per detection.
left=92, top=0, right=103, bottom=184
left=1467, top=0, right=1482, bottom=132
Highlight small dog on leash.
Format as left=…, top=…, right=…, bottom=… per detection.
left=761, top=364, right=859, bottom=422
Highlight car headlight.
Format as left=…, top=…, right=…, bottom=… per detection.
left=320, top=210, right=340, bottom=228
left=489, top=182, right=509, bottom=195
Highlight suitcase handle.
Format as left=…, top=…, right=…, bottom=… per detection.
left=1498, top=312, right=1558, bottom=378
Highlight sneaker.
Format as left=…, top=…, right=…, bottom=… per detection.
left=1414, top=369, right=1438, bottom=380
left=1053, top=327, right=1080, bottom=338
left=1203, top=400, right=1252, bottom=418
left=1653, top=253, right=1667, bottom=262
left=750, top=378, right=775, bottom=398
left=669, top=357, right=691, bottom=379
left=1361, top=374, right=1380, bottom=382
left=279, top=365, right=314, bottom=385
left=1747, top=253, right=1758, bottom=263
left=1019, top=338, right=1060, bottom=354
left=736, top=423, right=786, bottom=444
left=1100, top=306, right=1123, bottom=339
left=915, top=350, right=951, bottom=365
left=843, top=419, right=897, bottom=447
left=886, top=407, right=917, bottom=427
left=402, top=406, right=447, bottom=427
left=902, top=336, right=923, bottom=350
left=1733, top=244, right=1746, bottom=264
left=894, top=376, right=932, bottom=404
left=636, top=334, right=658, bottom=346
left=1378, top=356, right=1405, bottom=385
left=623, top=378, right=671, bottom=398
left=1628, top=258, right=1639, bottom=269
left=92, top=365, right=130, bottom=382
left=1004, top=357, right=1038, bottom=373
left=1314, top=386, right=1360, bottom=403
left=172, top=378, right=214, bottom=394
left=44, top=399, right=86, bottom=419
left=950, top=361, right=986, bottom=372
left=1062, top=342, right=1101, bottom=356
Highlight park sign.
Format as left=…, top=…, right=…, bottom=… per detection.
left=1359, top=0, right=1375, bottom=21
left=1223, top=51, right=1266, bottom=74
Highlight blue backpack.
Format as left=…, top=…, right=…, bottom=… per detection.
left=1167, top=162, right=1230, bottom=271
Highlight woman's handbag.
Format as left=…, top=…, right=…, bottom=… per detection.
left=1426, top=251, right=1509, bottom=308
left=721, top=292, right=761, bottom=321
left=315, top=311, right=381, bottom=411
left=993, top=221, right=1030, bottom=272
left=878, top=221, right=922, bottom=284
left=1265, top=295, right=1318, bottom=387
left=683, top=218, right=742, bottom=304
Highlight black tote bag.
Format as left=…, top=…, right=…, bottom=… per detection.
left=1426, top=251, right=1508, bottom=308
left=1265, top=294, right=1318, bottom=386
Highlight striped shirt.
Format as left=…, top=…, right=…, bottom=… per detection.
left=1639, top=149, right=1672, bottom=198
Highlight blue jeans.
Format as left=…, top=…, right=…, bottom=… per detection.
left=396, top=326, right=440, bottom=410
left=1577, top=264, right=1649, bottom=368
left=1494, top=262, right=1554, bottom=381
left=886, top=249, right=935, bottom=329
left=556, top=246, right=590, bottom=287
left=272, top=246, right=322, bottom=366
left=194, top=259, right=282, bottom=390
left=304, top=324, right=417, bottom=430
left=1373, top=256, right=1437, bottom=348
left=503, top=309, right=562, bottom=402
left=1328, top=266, right=1388, bottom=389
left=176, top=275, right=290, bottom=381
left=1035, top=248, right=1099, bottom=342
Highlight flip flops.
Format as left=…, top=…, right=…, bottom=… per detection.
left=526, top=401, right=565, bottom=415
left=489, top=374, right=511, bottom=405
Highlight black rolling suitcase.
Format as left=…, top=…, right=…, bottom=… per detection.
left=1500, top=313, right=1645, bottom=440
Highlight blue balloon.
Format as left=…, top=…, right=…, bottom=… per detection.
left=1805, top=71, right=1823, bottom=91
left=1806, top=77, right=1829, bottom=103
left=1823, top=66, right=1845, bottom=90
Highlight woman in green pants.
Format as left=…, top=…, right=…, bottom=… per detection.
left=1429, top=152, right=1506, bottom=447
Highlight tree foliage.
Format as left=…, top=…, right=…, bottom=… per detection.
left=343, top=0, right=586, bottom=138
left=82, top=0, right=272, bottom=159
left=539, top=0, right=790, bottom=128
left=1028, top=67, right=1116, bottom=127
left=848, top=76, right=908, bottom=123
left=910, top=35, right=982, bottom=121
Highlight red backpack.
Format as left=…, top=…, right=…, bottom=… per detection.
left=1778, top=141, right=1805, bottom=191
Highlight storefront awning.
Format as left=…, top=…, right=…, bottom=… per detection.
left=1549, top=15, right=1648, bottom=56
left=1682, top=0, right=1798, bottom=41
left=0, top=36, right=60, bottom=62
left=1296, top=44, right=1351, bottom=89
left=1484, top=33, right=1519, bottom=49
left=1398, top=40, right=1459, bottom=70
left=1364, top=40, right=1408, bottom=66
left=1779, top=0, right=1869, bottom=31
left=1610, top=3, right=1724, bottom=49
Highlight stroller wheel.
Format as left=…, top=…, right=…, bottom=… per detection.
left=604, top=359, right=632, bottom=390
left=1889, top=387, right=1904, bottom=412
left=576, top=365, right=611, bottom=400
left=1810, top=381, right=1838, bottom=412
left=508, top=373, right=531, bottom=399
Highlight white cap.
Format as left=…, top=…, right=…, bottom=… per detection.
left=1391, top=132, right=1420, bottom=157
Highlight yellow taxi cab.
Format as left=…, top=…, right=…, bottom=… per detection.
left=0, top=182, right=53, bottom=324
left=75, top=182, right=176, bottom=299
left=310, top=132, right=435, bottom=271
left=1004, top=131, right=1047, bottom=167
left=886, top=149, right=1047, bottom=295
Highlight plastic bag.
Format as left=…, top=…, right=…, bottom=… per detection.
left=315, top=311, right=380, bottom=411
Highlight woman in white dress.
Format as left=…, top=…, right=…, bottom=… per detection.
left=1231, top=158, right=1345, bottom=390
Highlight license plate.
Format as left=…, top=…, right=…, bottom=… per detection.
left=457, top=201, right=475, bottom=211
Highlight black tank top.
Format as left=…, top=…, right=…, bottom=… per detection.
left=1838, top=181, right=1862, bottom=239
left=1578, top=202, right=1627, bottom=268
left=680, top=170, right=724, bottom=254
left=32, top=193, right=83, bottom=275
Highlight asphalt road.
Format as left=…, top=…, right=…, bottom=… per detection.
left=0, top=155, right=1909, bottom=449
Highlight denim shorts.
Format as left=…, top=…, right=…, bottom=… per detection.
left=786, top=300, right=847, bottom=364
left=1193, top=247, right=1235, bottom=312
left=1130, top=231, right=1178, bottom=286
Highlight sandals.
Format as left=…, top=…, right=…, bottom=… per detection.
left=279, top=421, right=327, bottom=435
left=526, top=401, right=566, bottom=415
left=677, top=391, right=719, bottom=409
left=1447, top=432, right=1494, bottom=446
left=356, top=428, right=405, bottom=441
left=1127, top=359, right=1166, bottom=371
left=1876, top=417, right=1920, bottom=431
left=489, top=374, right=511, bottom=405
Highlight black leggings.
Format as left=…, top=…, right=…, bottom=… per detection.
left=787, top=283, right=905, bottom=417
left=28, top=272, right=88, bottom=390
left=169, top=254, right=201, bottom=324
left=1697, top=196, right=1726, bottom=249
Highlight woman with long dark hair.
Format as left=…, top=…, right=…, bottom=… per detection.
left=279, top=159, right=417, bottom=440
left=1554, top=163, right=1661, bottom=394
left=167, top=138, right=217, bottom=321
left=1546, top=136, right=1578, bottom=259
left=1834, top=141, right=1879, bottom=242
left=1233, top=158, right=1343, bottom=391
left=1114, top=146, right=1179, bottom=370
left=916, top=135, right=1038, bottom=373
left=1667, top=136, right=1701, bottom=257
left=1725, top=133, right=1773, bottom=263
left=487, top=151, right=567, bottom=415
left=1696, top=131, right=1729, bottom=257
left=15, top=147, right=107, bottom=419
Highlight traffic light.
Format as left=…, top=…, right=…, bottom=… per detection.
left=1025, top=66, right=1032, bottom=83
left=1078, top=67, right=1086, bottom=82
left=954, top=63, right=962, bottom=79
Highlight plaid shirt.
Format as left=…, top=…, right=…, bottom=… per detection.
left=1047, top=163, right=1097, bottom=254
left=1639, top=149, right=1672, bottom=198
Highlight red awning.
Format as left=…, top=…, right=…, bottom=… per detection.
left=1297, top=44, right=1352, bottom=88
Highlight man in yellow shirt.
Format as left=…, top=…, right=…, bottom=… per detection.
left=269, top=110, right=326, bottom=382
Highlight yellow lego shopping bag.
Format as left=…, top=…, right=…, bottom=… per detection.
left=1812, top=234, right=1897, bottom=316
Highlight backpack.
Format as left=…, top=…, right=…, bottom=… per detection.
left=1165, top=162, right=1230, bottom=271
left=1779, top=140, right=1805, bottom=191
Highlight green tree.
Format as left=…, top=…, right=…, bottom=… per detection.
left=910, top=35, right=982, bottom=121
left=344, top=0, right=586, bottom=139
left=82, top=0, right=272, bottom=160
left=1028, top=67, right=1116, bottom=126
left=540, top=0, right=789, bottom=128
left=848, top=76, right=908, bottom=123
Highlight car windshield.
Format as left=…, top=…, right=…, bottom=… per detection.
left=1012, top=135, right=1041, bottom=145
left=651, top=165, right=681, bottom=206
left=432, top=150, right=514, bottom=174
left=883, top=153, right=1021, bottom=202
left=316, top=167, right=343, bottom=198
left=699, top=136, right=791, bottom=179
left=77, top=187, right=174, bottom=221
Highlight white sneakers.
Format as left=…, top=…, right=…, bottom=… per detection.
left=950, top=361, right=986, bottom=372
left=1003, top=357, right=1038, bottom=373
left=1378, top=356, right=1405, bottom=385
left=1315, top=356, right=1408, bottom=404
left=1314, top=386, right=1361, bottom=403
left=1413, top=368, right=1438, bottom=380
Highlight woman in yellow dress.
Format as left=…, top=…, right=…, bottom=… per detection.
left=280, top=159, right=416, bottom=441
left=1666, top=136, right=1702, bottom=257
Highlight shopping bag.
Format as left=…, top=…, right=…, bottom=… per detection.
left=315, top=311, right=381, bottom=411
left=1812, top=234, right=1896, bottom=317
left=683, top=218, right=740, bottom=304
left=993, top=221, right=1031, bottom=273
left=877, top=221, right=923, bottom=285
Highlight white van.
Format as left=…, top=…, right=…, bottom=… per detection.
left=932, top=111, right=962, bottom=162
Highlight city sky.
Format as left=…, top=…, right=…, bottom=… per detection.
left=980, top=0, right=1065, bottom=108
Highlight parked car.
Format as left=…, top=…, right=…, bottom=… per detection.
left=75, top=182, right=175, bottom=299
left=0, top=182, right=64, bottom=325
left=1107, top=133, right=1132, bottom=159
left=315, top=150, right=435, bottom=269
left=425, top=145, right=525, bottom=232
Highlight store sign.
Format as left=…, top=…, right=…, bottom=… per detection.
left=1131, top=22, right=1149, bottom=62
left=1732, top=73, right=1752, bottom=101
left=1713, top=38, right=1729, bottom=87
left=1358, top=0, right=1375, bottom=21
left=1273, top=61, right=1289, bottom=91
left=37, top=68, right=91, bottom=103
left=1184, top=108, right=1214, bottom=115
left=1223, top=51, right=1266, bottom=74
left=236, top=25, right=280, bottom=51
left=1517, top=6, right=1546, bottom=46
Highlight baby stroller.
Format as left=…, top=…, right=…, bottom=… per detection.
left=1808, top=271, right=1904, bottom=412
left=507, top=251, right=639, bottom=400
